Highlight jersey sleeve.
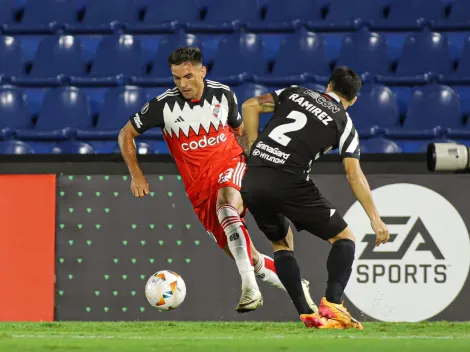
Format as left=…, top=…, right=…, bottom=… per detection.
left=226, top=90, right=242, bottom=128
left=337, top=113, right=360, bottom=159
left=129, top=97, right=165, bottom=134
left=270, top=86, right=299, bottom=108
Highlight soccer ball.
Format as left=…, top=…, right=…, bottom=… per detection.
left=145, top=270, right=186, bottom=311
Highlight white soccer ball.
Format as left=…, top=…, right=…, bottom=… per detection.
left=145, top=270, right=186, bottom=311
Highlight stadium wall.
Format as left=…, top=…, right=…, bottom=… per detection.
left=0, top=155, right=469, bottom=323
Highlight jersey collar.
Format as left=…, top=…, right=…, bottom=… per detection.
left=189, top=80, right=207, bottom=104
left=325, top=92, right=341, bottom=103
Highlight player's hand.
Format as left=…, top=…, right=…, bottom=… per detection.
left=371, top=217, right=390, bottom=247
left=131, top=175, right=150, bottom=198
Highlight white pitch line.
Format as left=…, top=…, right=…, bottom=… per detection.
left=9, top=334, right=470, bottom=341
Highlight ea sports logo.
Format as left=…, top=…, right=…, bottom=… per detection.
left=344, top=183, right=470, bottom=322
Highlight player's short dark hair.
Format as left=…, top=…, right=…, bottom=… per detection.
left=168, top=47, right=202, bottom=66
left=328, top=66, right=362, bottom=101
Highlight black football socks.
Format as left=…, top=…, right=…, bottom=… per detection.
left=325, top=239, right=355, bottom=304
left=274, top=250, right=313, bottom=315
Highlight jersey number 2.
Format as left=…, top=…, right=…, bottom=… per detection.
left=268, top=111, right=307, bottom=146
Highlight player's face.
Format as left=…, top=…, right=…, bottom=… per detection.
left=171, top=62, right=207, bottom=100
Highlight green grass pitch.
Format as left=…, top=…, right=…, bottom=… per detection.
left=0, top=322, right=469, bottom=351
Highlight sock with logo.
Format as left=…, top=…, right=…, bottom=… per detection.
left=254, top=254, right=286, bottom=291
left=325, top=239, right=355, bottom=304
left=274, top=250, right=313, bottom=315
left=217, top=205, right=259, bottom=290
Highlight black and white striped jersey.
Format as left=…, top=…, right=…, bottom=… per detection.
left=246, top=86, right=360, bottom=178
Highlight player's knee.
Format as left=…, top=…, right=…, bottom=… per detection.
left=216, top=187, right=242, bottom=213
left=329, top=227, right=355, bottom=245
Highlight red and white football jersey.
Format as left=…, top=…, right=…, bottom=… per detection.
left=129, top=80, right=244, bottom=197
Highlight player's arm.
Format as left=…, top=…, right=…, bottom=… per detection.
left=241, top=93, right=275, bottom=152
left=338, top=117, right=389, bottom=246
left=226, top=91, right=249, bottom=156
left=118, top=99, right=164, bottom=198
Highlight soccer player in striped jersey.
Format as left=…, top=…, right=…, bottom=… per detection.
left=118, top=47, right=317, bottom=313
left=240, top=67, right=390, bottom=328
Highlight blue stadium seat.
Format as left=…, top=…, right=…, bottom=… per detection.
left=186, top=0, right=261, bottom=32
left=370, top=0, right=445, bottom=30
left=360, top=138, right=402, bottom=153
left=385, top=85, right=462, bottom=139
left=348, top=84, right=400, bottom=137
left=16, top=86, right=92, bottom=140
left=440, top=36, right=470, bottom=84
left=0, top=140, right=34, bottom=154
left=246, top=0, right=322, bottom=32
left=52, top=141, right=95, bottom=154
left=308, top=0, right=383, bottom=31
left=209, top=33, right=266, bottom=84
left=232, top=83, right=268, bottom=107
left=0, top=36, right=24, bottom=80
left=14, top=35, right=85, bottom=85
left=254, top=30, right=329, bottom=84
left=77, top=86, right=149, bottom=140
left=71, top=35, right=145, bottom=86
left=5, top=0, right=78, bottom=33
left=132, top=32, right=201, bottom=85
left=67, top=0, right=139, bottom=33
left=128, top=0, right=202, bottom=33
left=377, top=31, right=453, bottom=84
left=112, top=141, right=155, bottom=154
left=335, top=30, right=390, bottom=77
left=432, top=0, right=470, bottom=31
left=0, top=0, right=18, bottom=26
left=0, top=86, right=31, bottom=138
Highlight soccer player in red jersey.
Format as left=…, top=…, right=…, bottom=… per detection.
left=118, top=47, right=317, bottom=313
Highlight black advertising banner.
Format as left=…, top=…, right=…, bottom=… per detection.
left=56, top=174, right=470, bottom=322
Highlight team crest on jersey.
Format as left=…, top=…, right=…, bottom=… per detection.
left=210, top=103, right=227, bottom=119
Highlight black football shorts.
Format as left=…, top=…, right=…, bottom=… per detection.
left=241, top=167, right=348, bottom=242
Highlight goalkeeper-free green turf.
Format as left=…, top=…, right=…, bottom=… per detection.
left=0, top=322, right=468, bottom=352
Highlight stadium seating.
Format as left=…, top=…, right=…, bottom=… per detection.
left=209, top=32, right=266, bottom=83
left=0, top=85, right=32, bottom=138
left=0, top=0, right=17, bottom=27
left=71, top=34, right=145, bottom=86
left=77, top=86, right=148, bottom=140
left=0, top=35, right=24, bottom=79
left=347, top=84, right=400, bottom=137
left=360, top=138, right=402, bottom=153
left=68, top=0, right=138, bottom=33
left=369, top=0, right=446, bottom=30
left=16, top=86, right=92, bottom=140
left=51, top=141, right=95, bottom=154
left=186, top=0, right=261, bottom=32
left=246, top=0, right=322, bottom=32
left=129, top=0, right=202, bottom=33
left=335, top=30, right=390, bottom=76
left=4, top=0, right=78, bottom=33
left=133, top=32, right=202, bottom=85
left=377, top=30, right=453, bottom=84
left=385, top=84, right=463, bottom=138
left=0, top=0, right=469, bottom=154
left=19, top=35, right=85, bottom=85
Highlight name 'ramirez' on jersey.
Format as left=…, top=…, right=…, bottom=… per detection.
left=247, top=86, right=360, bottom=178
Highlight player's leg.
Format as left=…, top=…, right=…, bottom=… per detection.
left=216, top=185, right=262, bottom=312
left=246, top=204, right=324, bottom=326
left=317, top=225, right=363, bottom=329
left=283, top=191, right=363, bottom=329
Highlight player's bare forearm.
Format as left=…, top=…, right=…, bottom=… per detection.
left=118, top=122, right=144, bottom=178
left=242, top=94, right=275, bottom=151
left=234, top=128, right=250, bottom=157
left=347, top=167, right=380, bottom=222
